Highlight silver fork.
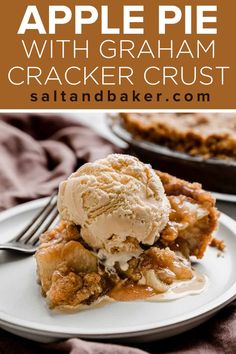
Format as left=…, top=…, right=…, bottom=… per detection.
left=0, top=192, right=59, bottom=254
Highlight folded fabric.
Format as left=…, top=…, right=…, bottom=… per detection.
left=0, top=114, right=119, bottom=210
left=0, top=330, right=148, bottom=354
left=50, top=338, right=148, bottom=354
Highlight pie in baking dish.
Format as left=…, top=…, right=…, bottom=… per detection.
left=120, top=113, right=236, bottom=159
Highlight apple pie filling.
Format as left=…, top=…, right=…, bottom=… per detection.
left=36, top=170, right=218, bottom=310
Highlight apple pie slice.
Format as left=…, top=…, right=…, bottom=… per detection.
left=36, top=156, right=218, bottom=311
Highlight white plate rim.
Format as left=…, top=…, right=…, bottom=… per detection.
left=211, top=192, right=236, bottom=203
left=0, top=199, right=236, bottom=337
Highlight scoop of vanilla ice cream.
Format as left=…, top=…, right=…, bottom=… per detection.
left=58, top=154, right=170, bottom=252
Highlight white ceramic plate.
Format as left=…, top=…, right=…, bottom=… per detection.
left=212, top=192, right=236, bottom=203
left=0, top=199, right=236, bottom=343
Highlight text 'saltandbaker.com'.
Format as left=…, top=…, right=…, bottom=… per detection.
left=0, top=0, right=235, bottom=108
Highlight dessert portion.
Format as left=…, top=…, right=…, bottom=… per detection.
left=120, top=113, right=236, bottom=159
left=57, top=153, right=170, bottom=269
left=36, top=154, right=219, bottom=311
left=156, top=170, right=218, bottom=259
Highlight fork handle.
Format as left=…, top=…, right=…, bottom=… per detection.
left=0, top=243, right=36, bottom=254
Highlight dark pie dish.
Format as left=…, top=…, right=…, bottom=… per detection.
left=108, top=116, right=236, bottom=195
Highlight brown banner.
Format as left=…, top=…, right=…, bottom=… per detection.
left=0, top=0, right=235, bottom=109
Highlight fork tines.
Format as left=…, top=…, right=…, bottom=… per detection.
left=15, top=192, right=59, bottom=246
